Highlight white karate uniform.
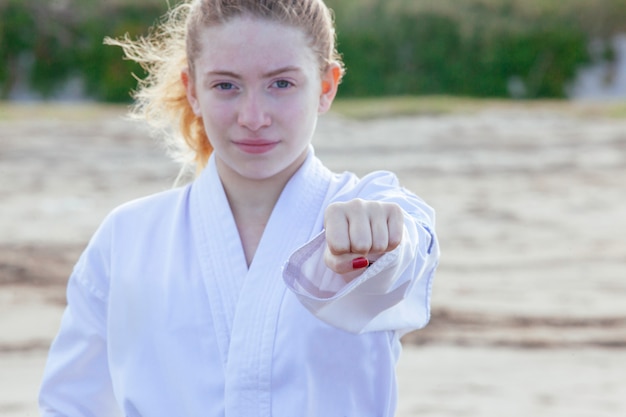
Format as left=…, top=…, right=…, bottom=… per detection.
left=39, top=148, right=439, bottom=417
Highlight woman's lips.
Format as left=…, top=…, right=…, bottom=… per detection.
left=233, top=139, right=279, bottom=154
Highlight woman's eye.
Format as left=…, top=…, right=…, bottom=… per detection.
left=273, top=80, right=293, bottom=89
left=215, top=82, right=235, bottom=91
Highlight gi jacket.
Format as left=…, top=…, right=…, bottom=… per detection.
left=39, top=149, right=439, bottom=417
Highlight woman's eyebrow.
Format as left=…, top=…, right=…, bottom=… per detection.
left=205, top=70, right=241, bottom=79
left=204, top=66, right=302, bottom=80
left=263, top=65, right=302, bottom=78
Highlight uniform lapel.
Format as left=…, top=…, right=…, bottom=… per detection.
left=191, top=149, right=333, bottom=416
left=190, top=156, right=249, bottom=368
left=225, top=150, right=332, bottom=416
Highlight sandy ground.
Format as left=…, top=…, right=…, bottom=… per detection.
left=1, top=102, right=625, bottom=416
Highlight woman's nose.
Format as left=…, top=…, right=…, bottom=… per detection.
left=237, top=91, right=271, bottom=131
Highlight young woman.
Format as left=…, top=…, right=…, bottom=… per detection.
left=39, top=1, right=439, bottom=416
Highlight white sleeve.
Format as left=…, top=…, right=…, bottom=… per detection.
left=283, top=205, right=439, bottom=336
left=39, top=225, right=121, bottom=416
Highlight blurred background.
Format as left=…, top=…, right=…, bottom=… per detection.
left=2, top=0, right=626, bottom=101
left=1, top=1, right=626, bottom=416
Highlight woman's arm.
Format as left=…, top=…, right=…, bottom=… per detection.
left=39, top=222, right=120, bottom=416
left=283, top=171, right=439, bottom=335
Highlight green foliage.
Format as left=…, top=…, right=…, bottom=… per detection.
left=339, top=13, right=466, bottom=96
left=0, top=0, right=36, bottom=96
left=77, top=5, right=162, bottom=101
left=332, top=3, right=593, bottom=98
left=483, top=28, right=590, bottom=98
left=0, top=0, right=619, bottom=101
left=0, top=0, right=163, bottom=101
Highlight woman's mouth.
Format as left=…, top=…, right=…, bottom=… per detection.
left=233, top=139, right=279, bottom=155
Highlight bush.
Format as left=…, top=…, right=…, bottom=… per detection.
left=333, top=4, right=592, bottom=98
left=0, top=0, right=611, bottom=101
left=0, top=0, right=162, bottom=101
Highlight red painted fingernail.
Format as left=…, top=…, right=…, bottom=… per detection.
left=352, top=257, right=369, bottom=269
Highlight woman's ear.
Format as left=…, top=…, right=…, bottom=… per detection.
left=318, top=62, right=342, bottom=114
left=182, top=67, right=201, bottom=116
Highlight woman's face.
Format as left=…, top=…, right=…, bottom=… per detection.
left=184, top=16, right=339, bottom=185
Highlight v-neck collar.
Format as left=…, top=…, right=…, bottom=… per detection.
left=189, top=147, right=333, bottom=369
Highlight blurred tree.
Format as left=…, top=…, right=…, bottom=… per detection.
left=79, top=5, right=161, bottom=101
left=0, top=0, right=612, bottom=101
left=0, top=0, right=163, bottom=101
left=0, top=0, right=37, bottom=97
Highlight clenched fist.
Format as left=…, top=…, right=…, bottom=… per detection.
left=323, top=199, right=404, bottom=276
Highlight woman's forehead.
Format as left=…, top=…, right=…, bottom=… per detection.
left=193, top=17, right=318, bottom=74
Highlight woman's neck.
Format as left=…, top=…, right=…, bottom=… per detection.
left=216, top=159, right=299, bottom=267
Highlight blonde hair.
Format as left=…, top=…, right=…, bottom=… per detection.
left=105, top=0, right=344, bottom=175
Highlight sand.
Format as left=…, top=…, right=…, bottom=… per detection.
left=1, top=102, right=625, bottom=416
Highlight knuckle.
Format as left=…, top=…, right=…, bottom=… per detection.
left=351, top=243, right=370, bottom=254
left=349, top=197, right=366, bottom=207
left=326, top=233, right=350, bottom=254
left=370, top=241, right=388, bottom=253
left=324, top=204, right=342, bottom=223
left=388, top=231, right=403, bottom=249
left=387, top=227, right=403, bottom=252
left=385, top=202, right=402, bottom=216
left=328, top=243, right=350, bottom=256
left=345, top=198, right=366, bottom=213
left=350, top=234, right=372, bottom=254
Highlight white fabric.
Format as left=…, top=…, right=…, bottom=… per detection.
left=39, top=149, right=439, bottom=417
